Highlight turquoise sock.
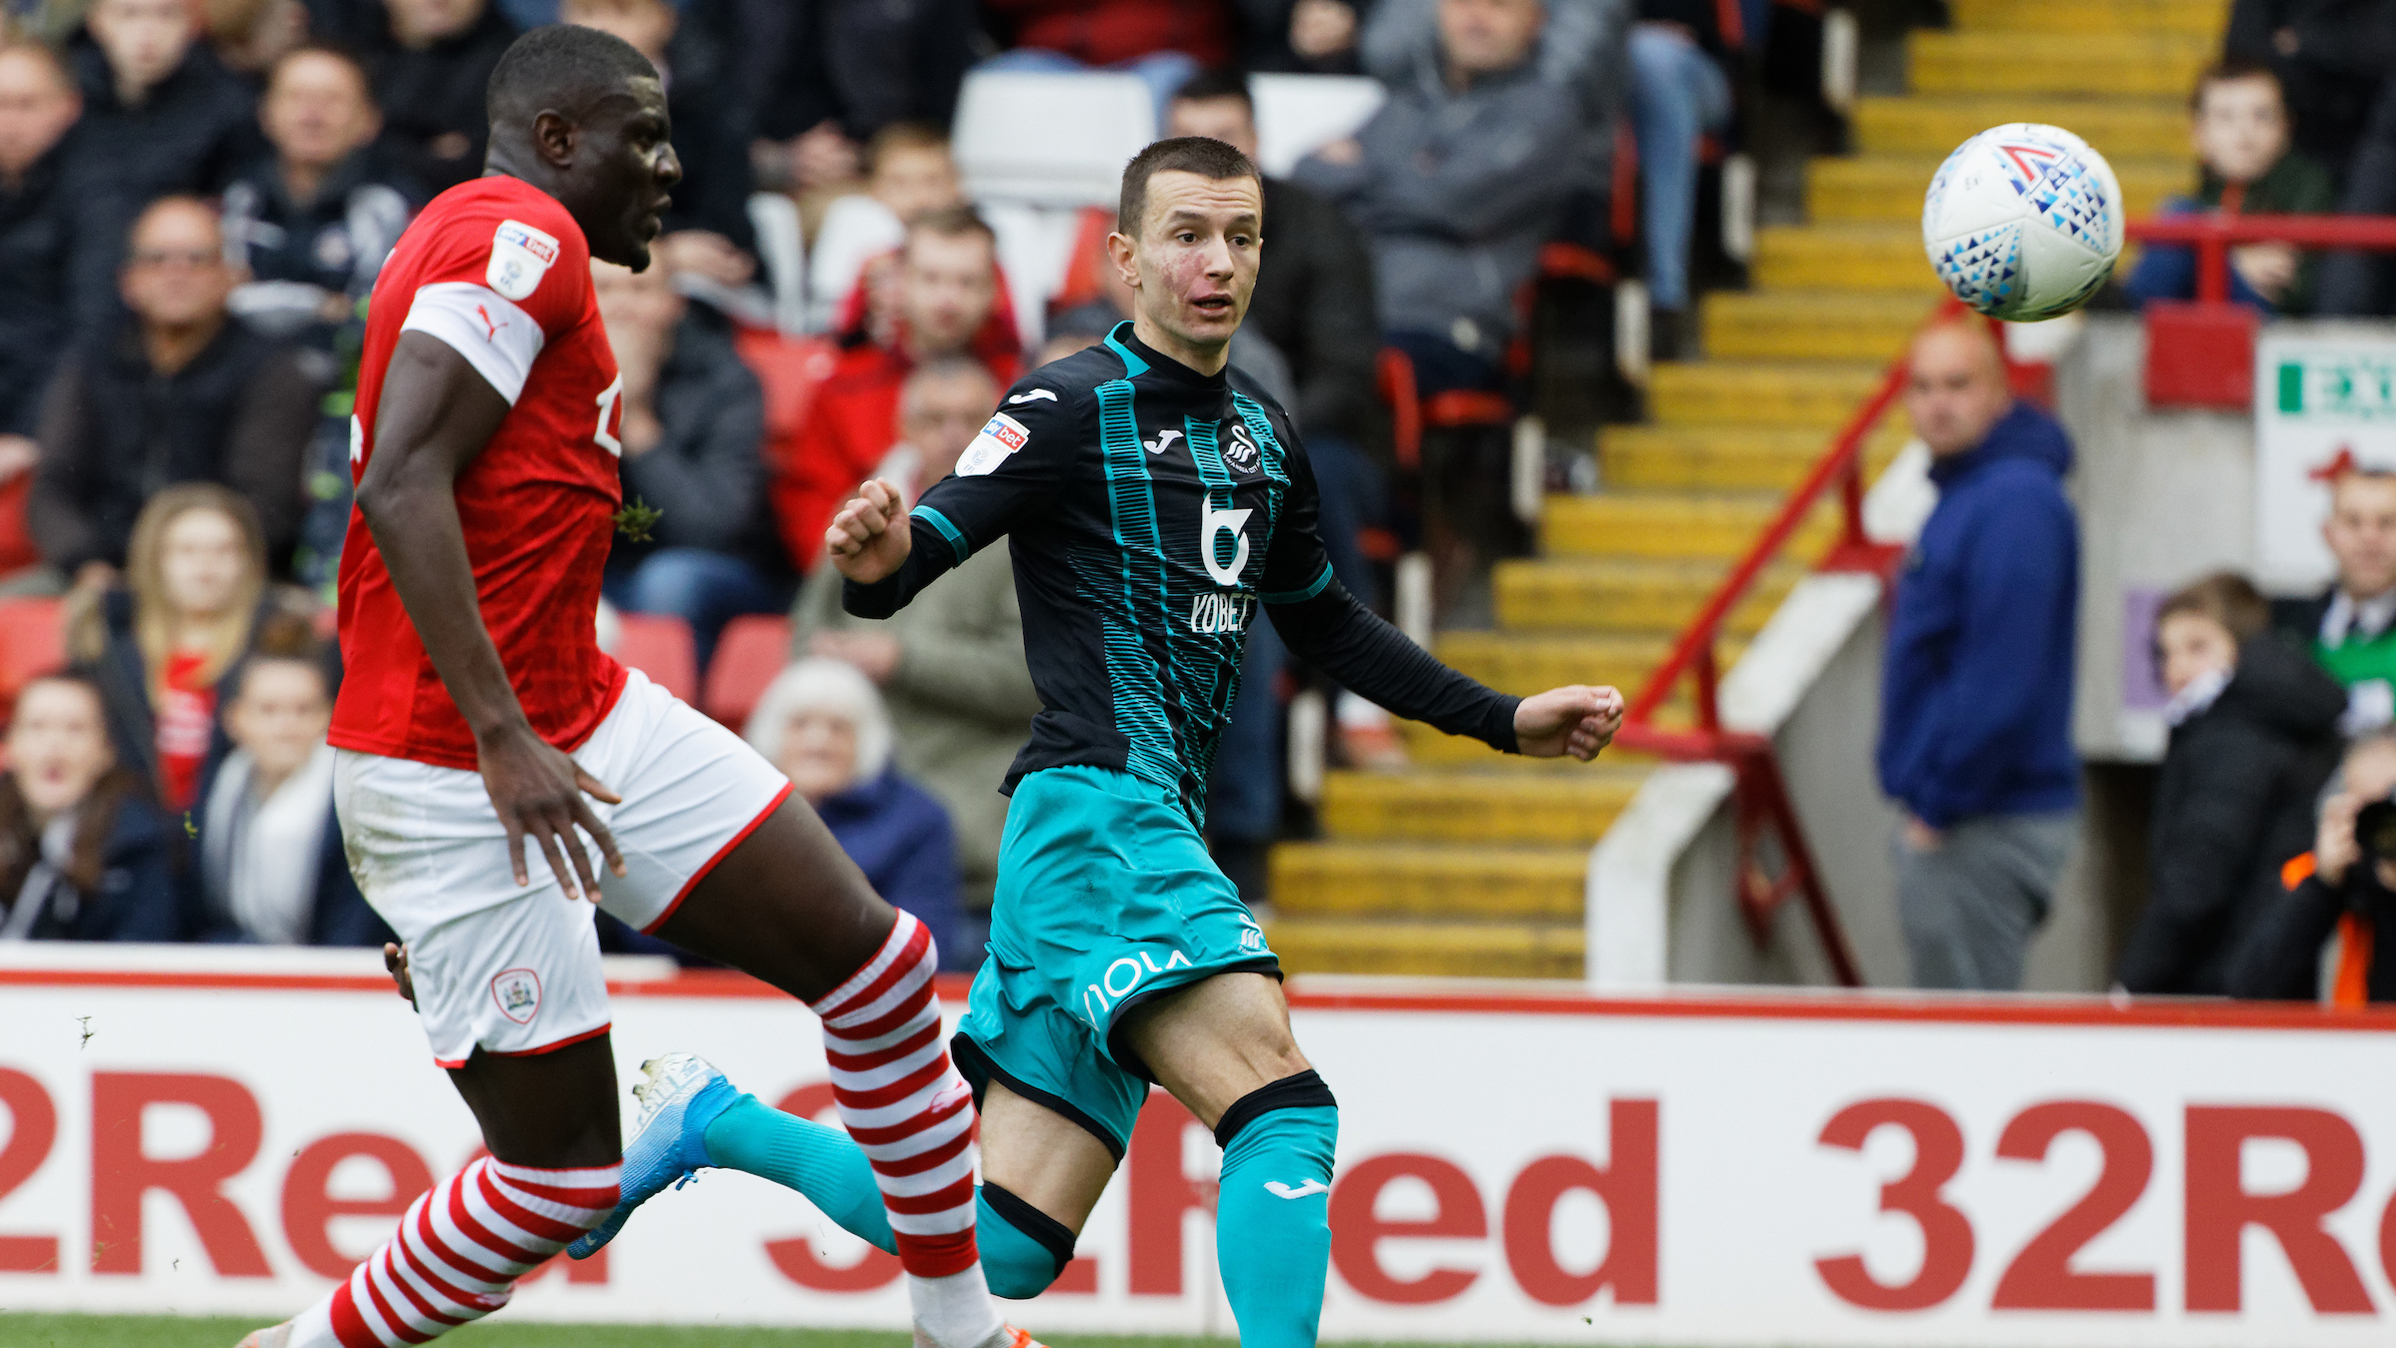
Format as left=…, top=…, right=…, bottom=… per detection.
left=1214, top=1077, right=1338, bottom=1348
left=699, top=1093, right=1071, bottom=1297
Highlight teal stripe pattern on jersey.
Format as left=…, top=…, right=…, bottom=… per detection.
left=1175, top=414, right=1244, bottom=808
left=1093, top=373, right=1181, bottom=796
left=1231, top=391, right=1294, bottom=534
left=912, top=504, right=969, bottom=565
left=1262, top=561, right=1336, bottom=606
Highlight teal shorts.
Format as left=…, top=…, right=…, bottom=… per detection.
left=954, top=765, right=1279, bottom=1157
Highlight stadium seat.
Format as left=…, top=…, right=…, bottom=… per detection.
left=951, top=71, right=1155, bottom=206
left=0, top=596, right=67, bottom=719
left=1248, top=74, right=1386, bottom=177
left=0, top=475, right=37, bottom=576
left=702, top=614, right=792, bottom=728
left=613, top=613, right=698, bottom=704
left=746, top=191, right=809, bottom=335
left=804, top=194, right=903, bottom=334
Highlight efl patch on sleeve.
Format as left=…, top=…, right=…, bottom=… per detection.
left=486, top=219, right=560, bottom=301
left=957, top=411, right=1031, bottom=477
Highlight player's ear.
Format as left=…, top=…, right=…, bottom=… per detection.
left=1105, top=231, right=1139, bottom=289
left=530, top=110, right=579, bottom=169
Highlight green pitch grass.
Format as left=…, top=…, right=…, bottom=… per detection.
left=1, top=1318, right=1588, bottom=1348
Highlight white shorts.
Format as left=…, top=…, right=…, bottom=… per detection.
left=334, top=670, right=791, bottom=1067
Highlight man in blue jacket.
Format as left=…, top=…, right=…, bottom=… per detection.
left=1878, top=320, right=2082, bottom=990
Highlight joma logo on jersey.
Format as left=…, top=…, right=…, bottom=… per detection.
left=1189, top=591, right=1253, bottom=634
left=1080, top=947, right=1194, bottom=1027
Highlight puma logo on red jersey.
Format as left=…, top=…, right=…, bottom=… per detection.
left=474, top=304, right=504, bottom=342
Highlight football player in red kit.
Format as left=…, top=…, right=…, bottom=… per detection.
left=236, top=26, right=1029, bottom=1348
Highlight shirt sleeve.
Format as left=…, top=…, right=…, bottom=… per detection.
left=844, top=376, right=1080, bottom=617
left=396, top=208, right=587, bottom=405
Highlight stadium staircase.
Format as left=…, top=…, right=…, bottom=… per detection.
left=1263, top=0, right=2224, bottom=978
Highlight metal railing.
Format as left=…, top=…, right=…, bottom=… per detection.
left=2125, top=214, right=2396, bottom=303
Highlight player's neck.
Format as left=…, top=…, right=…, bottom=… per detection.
left=1129, top=314, right=1229, bottom=378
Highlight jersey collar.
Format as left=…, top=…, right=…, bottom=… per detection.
left=1107, top=321, right=1229, bottom=390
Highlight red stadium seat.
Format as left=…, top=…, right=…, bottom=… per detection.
left=702, top=614, right=791, bottom=728
left=0, top=596, right=67, bottom=719
left=0, top=476, right=38, bottom=576
left=613, top=613, right=697, bottom=704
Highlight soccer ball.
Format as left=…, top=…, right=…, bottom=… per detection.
left=1922, top=123, right=2124, bottom=321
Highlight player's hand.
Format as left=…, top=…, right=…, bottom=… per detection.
left=383, top=943, right=416, bottom=1005
left=475, top=723, right=627, bottom=902
left=825, top=479, right=913, bottom=583
left=1514, top=685, right=1624, bottom=761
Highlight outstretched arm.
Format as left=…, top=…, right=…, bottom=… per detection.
left=356, top=332, right=625, bottom=900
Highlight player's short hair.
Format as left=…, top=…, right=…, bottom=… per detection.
left=2157, top=571, right=2270, bottom=643
left=2191, top=57, right=2282, bottom=113
left=1171, top=68, right=1253, bottom=114
left=1117, top=135, right=1261, bottom=236
left=267, top=42, right=374, bottom=104
left=486, top=23, right=657, bottom=130
left=867, top=121, right=950, bottom=174
left=902, top=204, right=995, bottom=257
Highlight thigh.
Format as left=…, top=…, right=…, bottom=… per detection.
left=1121, top=972, right=1311, bottom=1132
left=977, top=1078, right=1121, bottom=1238
left=448, top=1033, right=623, bottom=1168
left=656, top=793, right=897, bottom=1002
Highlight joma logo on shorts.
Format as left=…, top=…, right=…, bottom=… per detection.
left=1189, top=591, right=1252, bottom=634
left=1080, top=948, right=1194, bottom=1027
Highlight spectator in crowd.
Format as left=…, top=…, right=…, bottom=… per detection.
left=1298, top=0, right=1582, bottom=394
left=191, top=642, right=394, bottom=945
left=2117, top=573, right=2345, bottom=995
left=978, top=0, right=1232, bottom=120
left=2225, top=0, right=2396, bottom=175
left=748, top=0, right=978, bottom=207
left=561, top=0, right=757, bottom=286
left=792, top=355, right=1037, bottom=916
left=2274, top=466, right=2396, bottom=733
left=0, top=40, right=79, bottom=475
left=2232, top=728, right=2396, bottom=1002
left=2317, top=79, right=2396, bottom=317
left=207, top=0, right=311, bottom=78
left=351, top=0, right=518, bottom=196
left=808, top=122, right=966, bottom=331
left=0, top=672, right=183, bottom=942
left=1627, top=0, right=1731, bottom=358
left=221, top=45, right=420, bottom=343
left=1247, top=0, right=1370, bottom=74
left=745, top=658, right=971, bottom=968
left=68, top=485, right=286, bottom=814
left=32, top=197, right=326, bottom=581
left=2124, top=61, right=2336, bottom=315
left=771, top=207, right=1018, bottom=570
left=592, top=257, right=782, bottom=671
left=1877, top=319, right=2081, bottom=992
left=64, top=0, right=258, bottom=334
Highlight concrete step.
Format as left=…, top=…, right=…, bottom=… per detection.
left=1493, top=555, right=1799, bottom=635
left=1316, top=768, right=1648, bottom=846
left=1809, top=153, right=2191, bottom=224
left=1703, top=290, right=1939, bottom=362
left=1270, top=843, right=1591, bottom=920
left=1436, top=630, right=1668, bottom=693
left=1754, top=224, right=1944, bottom=291
left=1649, top=361, right=1890, bottom=428
left=1392, top=718, right=1669, bottom=768
left=1949, top=0, right=2229, bottom=33
left=1599, top=421, right=1909, bottom=492
left=1853, top=96, right=2189, bottom=159
left=1542, top=489, right=1840, bottom=562
left=1909, top=31, right=2214, bottom=97
left=1266, top=913, right=1587, bottom=979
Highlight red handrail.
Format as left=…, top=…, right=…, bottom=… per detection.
left=2125, top=214, right=2396, bottom=304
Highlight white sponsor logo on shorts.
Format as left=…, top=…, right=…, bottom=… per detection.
left=487, top=219, right=558, bottom=301
left=492, top=967, right=543, bottom=1024
left=1079, top=947, right=1192, bottom=1028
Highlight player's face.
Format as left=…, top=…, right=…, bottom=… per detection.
left=262, top=52, right=379, bottom=170
left=2326, top=476, right=2396, bottom=599
left=574, top=79, right=680, bottom=272
left=1120, top=170, right=1262, bottom=357
left=5, top=680, right=114, bottom=817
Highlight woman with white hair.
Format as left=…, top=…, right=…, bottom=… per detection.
left=744, top=658, right=970, bottom=968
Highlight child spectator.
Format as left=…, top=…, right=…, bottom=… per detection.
left=745, top=658, right=971, bottom=969
left=2124, top=60, right=2336, bottom=315
left=0, top=672, right=182, bottom=942
left=2232, top=729, right=2396, bottom=1003
left=191, top=642, right=393, bottom=946
left=2274, top=466, right=2396, bottom=733
left=2117, top=573, right=2346, bottom=995
left=68, top=485, right=287, bottom=813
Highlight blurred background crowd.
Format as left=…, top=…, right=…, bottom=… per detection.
left=4, top=0, right=2396, bottom=1006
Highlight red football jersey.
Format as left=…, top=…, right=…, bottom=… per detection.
left=331, top=175, right=628, bottom=770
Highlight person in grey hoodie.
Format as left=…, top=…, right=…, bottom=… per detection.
left=1295, top=0, right=1588, bottom=394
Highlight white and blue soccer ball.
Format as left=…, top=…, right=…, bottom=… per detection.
left=1923, top=123, right=2124, bottom=321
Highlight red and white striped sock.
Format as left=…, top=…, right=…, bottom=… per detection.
left=812, top=910, right=1000, bottom=1348
left=287, top=1157, right=620, bottom=1348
